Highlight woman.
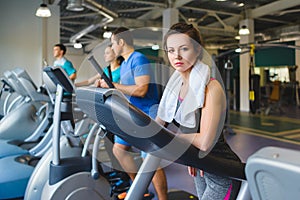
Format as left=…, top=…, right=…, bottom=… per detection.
left=75, top=45, right=124, bottom=87
left=156, top=22, right=241, bottom=200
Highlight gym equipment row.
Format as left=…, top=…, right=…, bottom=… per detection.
left=0, top=66, right=133, bottom=199
left=0, top=67, right=78, bottom=198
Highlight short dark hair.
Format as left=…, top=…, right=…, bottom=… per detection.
left=112, top=27, right=134, bottom=46
left=54, top=43, right=67, bottom=55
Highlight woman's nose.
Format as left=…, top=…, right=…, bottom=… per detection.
left=175, top=51, right=182, bottom=59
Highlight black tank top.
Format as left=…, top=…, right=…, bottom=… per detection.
left=165, top=103, right=240, bottom=161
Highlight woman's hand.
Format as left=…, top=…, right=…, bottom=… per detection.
left=200, top=170, right=204, bottom=177
left=100, top=79, right=109, bottom=88
left=188, top=166, right=204, bottom=177
left=94, top=79, right=101, bottom=87
left=188, top=166, right=197, bottom=177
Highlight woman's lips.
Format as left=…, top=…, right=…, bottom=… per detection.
left=175, top=62, right=184, bottom=66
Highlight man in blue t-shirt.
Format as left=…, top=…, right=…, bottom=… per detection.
left=99, top=27, right=167, bottom=200
left=53, top=43, right=77, bottom=81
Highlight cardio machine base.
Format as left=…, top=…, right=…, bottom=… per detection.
left=0, top=155, right=35, bottom=199
left=42, top=172, right=111, bottom=200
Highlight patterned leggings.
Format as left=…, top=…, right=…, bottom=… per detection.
left=194, top=170, right=241, bottom=200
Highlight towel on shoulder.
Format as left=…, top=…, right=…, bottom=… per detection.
left=157, top=60, right=211, bottom=128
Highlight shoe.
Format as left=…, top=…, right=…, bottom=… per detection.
left=117, top=192, right=126, bottom=199
left=111, top=179, right=130, bottom=197
left=117, top=191, right=154, bottom=200
left=105, top=171, right=130, bottom=183
left=105, top=171, right=121, bottom=180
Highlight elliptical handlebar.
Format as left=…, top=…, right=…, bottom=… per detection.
left=43, top=66, right=75, bottom=94
left=0, top=78, right=14, bottom=97
left=87, top=55, right=115, bottom=88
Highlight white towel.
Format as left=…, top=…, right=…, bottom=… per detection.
left=157, top=60, right=210, bottom=128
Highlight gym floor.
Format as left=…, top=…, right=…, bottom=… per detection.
left=147, top=103, right=300, bottom=200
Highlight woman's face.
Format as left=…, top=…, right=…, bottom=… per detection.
left=166, top=33, right=199, bottom=73
left=104, top=46, right=116, bottom=63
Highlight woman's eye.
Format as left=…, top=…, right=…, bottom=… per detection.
left=180, top=47, right=189, bottom=51
left=167, top=49, right=175, bottom=53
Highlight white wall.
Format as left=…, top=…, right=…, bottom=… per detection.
left=0, top=0, right=59, bottom=86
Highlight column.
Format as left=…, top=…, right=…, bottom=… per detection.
left=239, top=19, right=254, bottom=112
left=160, top=8, right=179, bottom=87
left=162, top=8, right=179, bottom=37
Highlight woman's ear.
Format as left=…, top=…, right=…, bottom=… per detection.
left=119, top=38, right=125, bottom=46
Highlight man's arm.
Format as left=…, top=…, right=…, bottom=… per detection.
left=69, top=73, right=77, bottom=81
left=114, top=75, right=150, bottom=97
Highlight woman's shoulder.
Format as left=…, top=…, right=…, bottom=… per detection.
left=206, top=79, right=225, bottom=99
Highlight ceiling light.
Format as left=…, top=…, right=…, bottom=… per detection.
left=188, top=18, right=197, bottom=22
left=239, top=25, right=250, bottom=35
left=103, top=31, right=112, bottom=39
left=235, top=48, right=241, bottom=53
left=66, top=0, right=84, bottom=11
left=151, top=44, right=159, bottom=50
left=74, top=42, right=82, bottom=49
left=151, top=27, right=159, bottom=31
left=35, top=3, right=51, bottom=17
